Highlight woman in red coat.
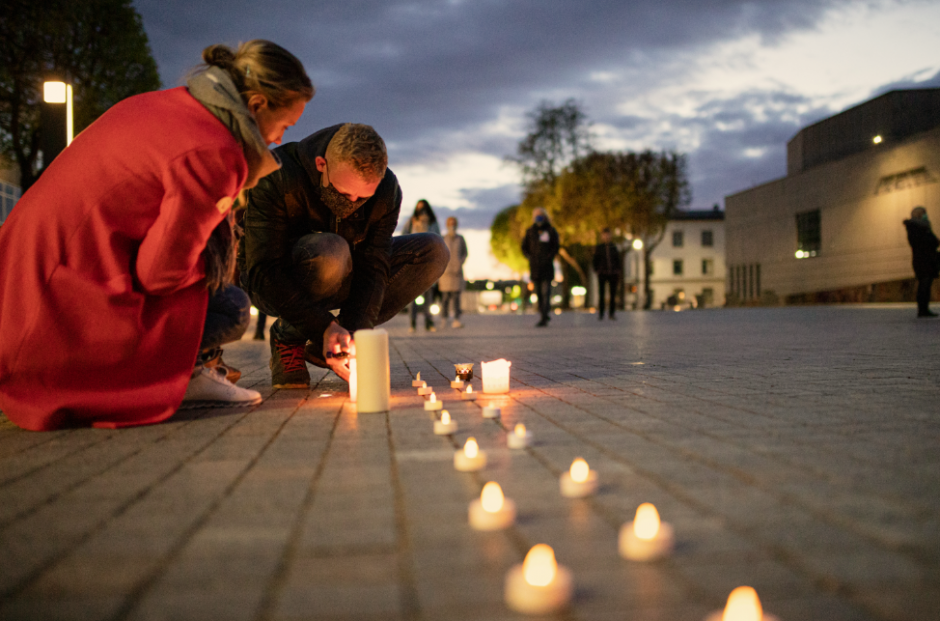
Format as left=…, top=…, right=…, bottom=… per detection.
left=0, top=41, right=313, bottom=431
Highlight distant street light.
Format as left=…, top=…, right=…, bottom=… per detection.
left=43, top=80, right=74, bottom=145
left=632, top=238, right=644, bottom=251
left=872, top=135, right=883, bottom=145
left=40, top=80, right=74, bottom=172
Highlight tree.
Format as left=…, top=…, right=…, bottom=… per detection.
left=508, top=98, right=591, bottom=188
left=489, top=204, right=529, bottom=275
left=0, top=0, right=161, bottom=190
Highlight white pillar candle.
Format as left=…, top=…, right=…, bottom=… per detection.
left=507, top=423, right=532, bottom=449
left=348, top=357, right=357, bottom=403
left=703, top=586, right=779, bottom=621
left=353, top=329, right=389, bottom=414
left=451, top=376, right=465, bottom=389
left=481, top=358, right=512, bottom=394
left=504, top=544, right=573, bottom=614
left=618, top=503, right=674, bottom=561
left=482, top=405, right=500, bottom=419
left=424, top=392, right=443, bottom=411
left=469, top=482, right=516, bottom=531
left=412, top=372, right=423, bottom=387
left=454, top=437, right=487, bottom=471
left=560, top=458, right=598, bottom=498
left=434, top=410, right=458, bottom=435
left=461, top=385, right=477, bottom=401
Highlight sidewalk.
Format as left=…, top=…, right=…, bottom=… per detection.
left=1, top=306, right=938, bottom=621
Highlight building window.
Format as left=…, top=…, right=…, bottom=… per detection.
left=796, top=210, right=821, bottom=257
left=672, top=231, right=684, bottom=247
left=0, top=183, right=21, bottom=222
left=701, top=230, right=713, bottom=247
left=673, top=259, right=683, bottom=276
left=702, top=259, right=714, bottom=276
left=701, top=288, right=714, bottom=306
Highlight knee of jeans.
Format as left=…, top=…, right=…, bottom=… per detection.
left=231, top=287, right=252, bottom=332
left=296, top=234, right=352, bottom=287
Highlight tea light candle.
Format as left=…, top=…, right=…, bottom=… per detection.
left=434, top=410, right=458, bottom=435
left=504, top=544, right=573, bottom=614
left=348, top=357, right=357, bottom=403
left=411, top=372, right=423, bottom=387
left=417, top=383, right=433, bottom=396
left=454, top=437, right=487, bottom=471
left=618, top=503, right=674, bottom=561
left=353, top=329, right=389, bottom=414
left=451, top=376, right=465, bottom=389
left=704, top=586, right=779, bottom=621
left=469, top=482, right=516, bottom=531
left=424, top=392, right=443, bottom=411
left=482, top=405, right=500, bottom=419
left=560, top=458, right=598, bottom=498
left=507, top=423, right=532, bottom=449
left=461, top=385, right=477, bottom=401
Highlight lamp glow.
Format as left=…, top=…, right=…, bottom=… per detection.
left=632, top=238, right=644, bottom=250
left=634, top=503, right=660, bottom=540
left=415, top=295, right=425, bottom=305
left=43, top=81, right=67, bottom=103
left=570, top=458, right=590, bottom=483
left=873, top=135, right=883, bottom=144
left=481, top=482, right=504, bottom=513
left=249, top=306, right=259, bottom=316
left=523, top=544, right=556, bottom=587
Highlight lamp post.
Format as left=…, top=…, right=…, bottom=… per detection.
left=40, top=80, right=73, bottom=171
left=632, top=238, right=644, bottom=310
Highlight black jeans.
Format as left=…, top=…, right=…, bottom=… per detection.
left=441, top=291, right=462, bottom=319
left=198, top=284, right=251, bottom=363
left=533, top=278, right=552, bottom=320
left=597, top=274, right=619, bottom=317
left=253, top=232, right=448, bottom=344
left=917, top=277, right=934, bottom=315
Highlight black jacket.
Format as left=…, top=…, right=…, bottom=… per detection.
left=592, top=242, right=622, bottom=275
left=237, top=124, right=402, bottom=340
left=521, top=221, right=560, bottom=281
left=903, top=218, right=940, bottom=279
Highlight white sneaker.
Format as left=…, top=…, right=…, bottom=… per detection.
left=180, top=367, right=262, bottom=409
left=451, top=320, right=462, bottom=328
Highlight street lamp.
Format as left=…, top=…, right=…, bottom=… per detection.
left=631, top=238, right=644, bottom=309
left=43, top=81, right=74, bottom=145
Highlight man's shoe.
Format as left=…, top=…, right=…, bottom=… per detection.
left=609, top=314, right=617, bottom=320
left=451, top=319, right=462, bottom=328
left=535, top=317, right=549, bottom=327
left=180, top=367, right=261, bottom=409
left=598, top=313, right=604, bottom=320
left=427, top=323, right=436, bottom=333
left=203, top=348, right=241, bottom=383
left=270, top=336, right=310, bottom=388
left=303, top=340, right=329, bottom=369
left=917, top=311, right=938, bottom=318
left=409, top=325, right=416, bottom=333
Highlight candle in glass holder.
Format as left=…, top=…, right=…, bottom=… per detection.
left=469, top=482, right=516, bottom=530
left=434, top=410, right=458, bottom=435
left=424, top=392, right=443, bottom=411
left=560, top=458, right=598, bottom=497
left=481, top=358, right=512, bottom=394
left=461, top=385, right=477, bottom=401
left=507, top=423, right=532, bottom=449
left=451, top=376, right=465, bottom=389
left=619, top=503, right=674, bottom=561
left=704, top=586, right=779, bottom=621
left=417, top=382, right=433, bottom=396
left=454, top=437, right=487, bottom=471
left=412, top=372, right=423, bottom=387
left=504, top=544, right=573, bottom=614
left=482, top=405, right=500, bottom=419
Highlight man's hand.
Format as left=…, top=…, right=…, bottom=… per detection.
left=323, top=321, right=353, bottom=381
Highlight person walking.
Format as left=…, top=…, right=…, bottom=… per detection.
left=0, top=41, right=313, bottom=431
left=521, top=208, right=560, bottom=327
left=593, top=228, right=622, bottom=320
left=402, top=199, right=442, bottom=333
left=903, top=206, right=939, bottom=318
left=440, top=216, right=468, bottom=328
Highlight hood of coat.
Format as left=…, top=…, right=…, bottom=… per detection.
left=904, top=217, right=930, bottom=230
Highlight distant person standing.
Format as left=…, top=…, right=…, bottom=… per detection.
left=903, top=206, right=939, bottom=318
left=402, top=199, right=441, bottom=332
left=440, top=216, right=468, bottom=328
left=593, top=227, right=622, bottom=320
left=522, top=208, right=559, bottom=327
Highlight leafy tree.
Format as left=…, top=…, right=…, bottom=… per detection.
left=0, top=0, right=161, bottom=190
left=489, top=204, right=529, bottom=274
left=508, top=98, right=591, bottom=188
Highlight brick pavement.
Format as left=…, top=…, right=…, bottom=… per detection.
left=1, top=306, right=938, bottom=621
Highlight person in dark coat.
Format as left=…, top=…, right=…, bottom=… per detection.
left=592, top=228, right=622, bottom=320
left=521, top=208, right=560, bottom=327
left=903, top=206, right=939, bottom=318
left=238, top=123, right=449, bottom=387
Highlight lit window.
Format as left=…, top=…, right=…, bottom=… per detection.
left=672, top=231, right=684, bottom=247
left=673, top=260, right=683, bottom=276
left=796, top=210, right=821, bottom=257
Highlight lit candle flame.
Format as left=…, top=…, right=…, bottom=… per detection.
left=420, top=381, right=427, bottom=388
left=441, top=410, right=451, bottom=424
left=722, top=586, right=763, bottom=621
left=523, top=544, right=557, bottom=587
left=416, top=372, right=421, bottom=381
left=570, top=458, right=590, bottom=483
left=514, top=423, right=526, bottom=437
left=467, top=385, right=473, bottom=394
left=430, top=393, right=437, bottom=403
left=464, top=437, right=479, bottom=458
left=481, top=481, right=504, bottom=513
left=633, top=503, right=661, bottom=540
left=454, top=375, right=459, bottom=382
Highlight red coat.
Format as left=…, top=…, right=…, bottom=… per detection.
left=0, top=87, right=247, bottom=431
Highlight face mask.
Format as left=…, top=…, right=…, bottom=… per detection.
left=319, top=182, right=369, bottom=219
left=535, top=215, right=547, bottom=224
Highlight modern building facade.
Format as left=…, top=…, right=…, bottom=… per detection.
left=725, top=88, right=940, bottom=304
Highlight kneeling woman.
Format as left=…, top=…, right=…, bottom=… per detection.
left=0, top=41, right=313, bottom=430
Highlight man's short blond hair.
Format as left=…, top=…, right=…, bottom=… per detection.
left=326, top=123, right=388, bottom=181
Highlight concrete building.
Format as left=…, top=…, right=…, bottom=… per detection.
left=0, top=159, right=22, bottom=224
left=725, top=88, right=940, bottom=304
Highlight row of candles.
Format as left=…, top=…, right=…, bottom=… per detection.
left=407, top=367, right=777, bottom=620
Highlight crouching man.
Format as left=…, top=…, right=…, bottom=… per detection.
left=238, top=123, right=448, bottom=386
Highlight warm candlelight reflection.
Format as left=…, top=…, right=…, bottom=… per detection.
left=465, top=437, right=479, bottom=458
left=633, top=503, right=660, bottom=540
left=570, top=458, right=589, bottom=483
left=722, top=586, right=763, bottom=621
left=523, top=544, right=557, bottom=587
left=481, top=482, right=504, bottom=513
